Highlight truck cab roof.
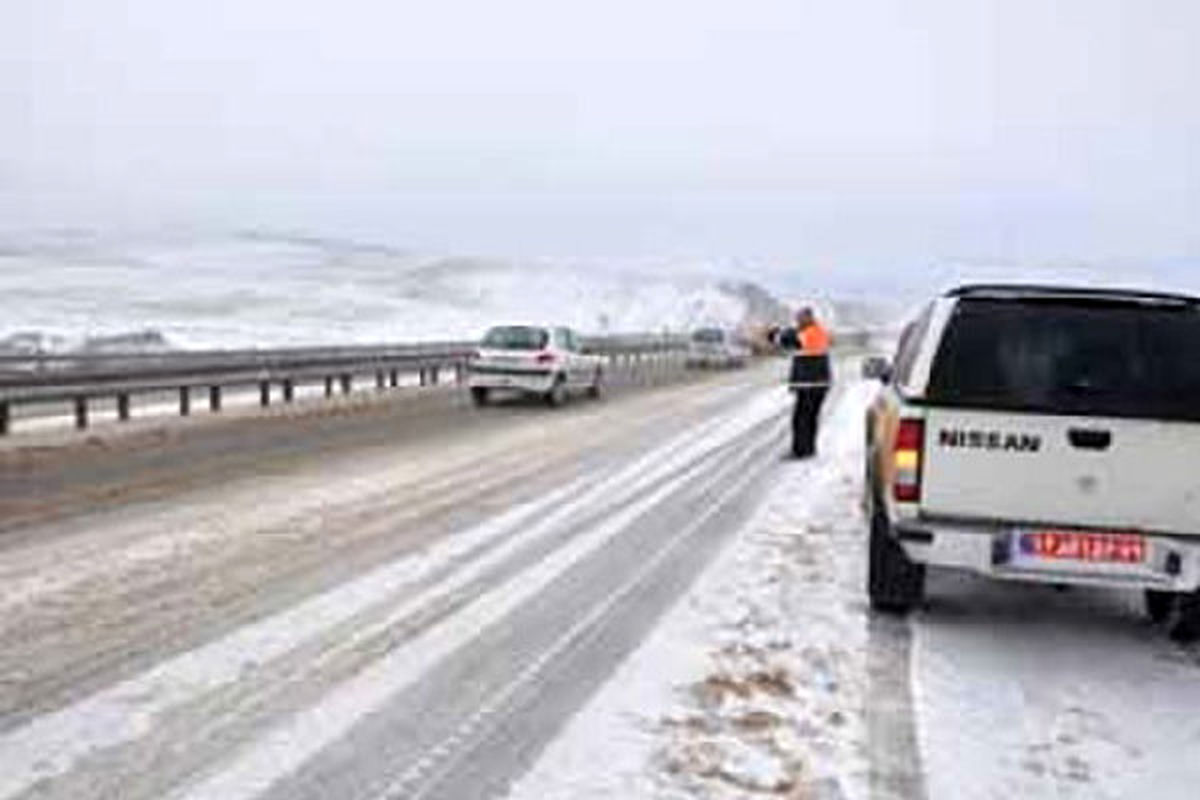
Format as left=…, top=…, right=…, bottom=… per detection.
left=944, top=283, right=1200, bottom=308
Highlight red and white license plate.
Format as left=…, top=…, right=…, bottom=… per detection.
left=1017, top=530, right=1146, bottom=564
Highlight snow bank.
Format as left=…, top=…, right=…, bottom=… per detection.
left=507, top=377, right=884, bottom=800
left=508, top=364, right=1200, bottom=800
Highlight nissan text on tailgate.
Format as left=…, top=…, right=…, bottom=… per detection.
left=863, top=284, right=1200, bottom=634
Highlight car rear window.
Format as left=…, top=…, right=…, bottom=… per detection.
left=691, top=328, right=725, bottom=343
left=926, top=298, right=1200, bottom=421
left=482, top=326, right=548, bottom=350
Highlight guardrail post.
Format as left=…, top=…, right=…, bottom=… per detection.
left=0, top=401, right=9, bottom=436
left=74, top=396, right=88, bottom=430
left=324, top=377, right=334, bottom=398
left=455, top=362, right=465, bottom=385
left=179, top=387, right=191, bottom=417
left=418, top=368, right=427, bottom=387
left=376, top=371, right=385, bottom=391
left=340, top=374, right=352, bottom=394
left=282, top=379, right=295, bottom=403
left=389, top=369, right=398, bottom=388
left=259, top=381, right=271, bottom=407
left=431, top=367, right=439, bottom=385
left=209, top=386, right=222, bottom=412
left=117, top=393, right=131, bottom=422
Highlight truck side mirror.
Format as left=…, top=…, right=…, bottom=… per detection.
left=862, top=356, right=893, bottom=383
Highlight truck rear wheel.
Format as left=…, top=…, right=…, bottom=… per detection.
left=868, top=507, right=925, bottom=614
left=1145, top=589, right=1176, bottom=624
left=1170, top=591, right=1200, bottom=642
left=470, top=387, right=489, bottom=407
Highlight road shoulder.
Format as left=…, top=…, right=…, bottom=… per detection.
left=506, top=379, right=923, bottom=800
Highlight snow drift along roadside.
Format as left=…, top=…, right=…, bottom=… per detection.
left=506, top=378, right=889, bottom=800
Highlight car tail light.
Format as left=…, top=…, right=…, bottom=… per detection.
left=893, top=418, right=925, bottom=503
left=535, top=351, right=557, bottom=364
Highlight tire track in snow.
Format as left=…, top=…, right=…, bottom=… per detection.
left=0, top=383, right=790, bottom=800
left=374, top=420, right=787, bottom=800
left=503, top=375, right=928, bottom=800
left=169, top=400, right=789, bottom=800
left=0, top=375, right=760, bottom=730
left=866, top=616, right=926, bottom=800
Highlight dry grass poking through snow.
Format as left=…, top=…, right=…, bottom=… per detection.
left=649, top=448, right=878, bottom=800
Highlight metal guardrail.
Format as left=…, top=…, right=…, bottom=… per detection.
left=0, top=327, right=888, bottom=437
left=0, top=334, right=690, bottom=435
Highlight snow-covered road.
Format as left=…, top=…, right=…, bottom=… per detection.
left=3, top=358, right=1198, bottom=800
left=0, top=361, right=799, bottom=800
left=509, top=376, right=1200, bottom=800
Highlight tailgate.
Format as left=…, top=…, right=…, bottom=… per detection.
left=922, top=408, right=1200, bottom=535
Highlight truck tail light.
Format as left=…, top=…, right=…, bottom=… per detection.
left=893, top=418, right=925, bottom=503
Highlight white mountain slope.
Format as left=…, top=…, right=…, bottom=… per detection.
left=0, top=232, right=793, bottom=351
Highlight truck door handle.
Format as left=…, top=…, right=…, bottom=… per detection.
left=1068, top=428, right=1111, bottom=450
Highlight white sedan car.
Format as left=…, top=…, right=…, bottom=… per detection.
left=468, top=325, right=605, bottom=407
left=686, top=327, right=749, bottom=368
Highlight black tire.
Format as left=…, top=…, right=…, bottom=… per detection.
left=868, top=506, right=926, bottom=614
left=587, top=369, right=603, bottom=399
left=470, top=387, right=489, bottom=407
left=545, top=375, right=568, bottom=408
left=1170, top=591, right=1200, bottom=642
left=1145, top=589, right=1176, bottom=624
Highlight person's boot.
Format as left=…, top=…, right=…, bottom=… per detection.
left=791, top=435, right=812, bottom=458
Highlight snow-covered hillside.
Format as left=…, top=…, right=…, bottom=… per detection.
left=0, top=232, right=793, bottom=352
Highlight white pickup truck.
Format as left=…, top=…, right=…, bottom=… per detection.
left=863, top=284, right=1200, bottom=633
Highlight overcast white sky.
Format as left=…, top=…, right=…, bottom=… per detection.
left=2, top=0, right=1198, bottom=274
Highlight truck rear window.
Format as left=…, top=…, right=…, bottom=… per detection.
left=926, top=298, right=1200, bottom=421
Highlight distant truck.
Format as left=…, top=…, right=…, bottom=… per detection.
left=468, top=325, right=605, bottom=407
left=685, top=327, right=749, bottom=369
left=862, top=284, right=1200, bottom=633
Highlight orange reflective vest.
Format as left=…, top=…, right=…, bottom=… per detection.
left=799, top=322, right=831, bottom=356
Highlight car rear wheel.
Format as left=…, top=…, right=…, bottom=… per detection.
left=868, top=506, right=926, bottom=614
left=470, top=387, right=489, bottom=407
left=545, top=375, right=568, bottom=407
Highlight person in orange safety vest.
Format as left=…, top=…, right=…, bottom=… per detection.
left=768, top=307, right=832, bottom=458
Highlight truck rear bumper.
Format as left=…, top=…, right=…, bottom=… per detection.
left=895, top=518, right=1200, bottom=592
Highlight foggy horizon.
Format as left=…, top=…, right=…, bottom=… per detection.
left=4, top=0, right=1199, bottom=279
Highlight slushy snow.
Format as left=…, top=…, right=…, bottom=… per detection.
left=507, top=369, right=1200, bottom=800
left=506, top=379, right=881, bottom=800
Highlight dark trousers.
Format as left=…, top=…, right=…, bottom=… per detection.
left=791, top=386, right=828, bottom=458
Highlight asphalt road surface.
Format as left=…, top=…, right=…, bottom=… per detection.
left=0, top=359, right=798, bottom=800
